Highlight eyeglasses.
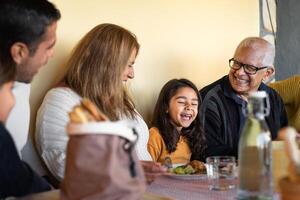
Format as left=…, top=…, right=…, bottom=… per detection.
left=229, top=58, right=268, bottom=75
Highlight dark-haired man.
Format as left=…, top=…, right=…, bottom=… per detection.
left=0, top=0, right=60, bottom=197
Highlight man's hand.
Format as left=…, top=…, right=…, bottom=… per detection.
left=140, top=161, right=168, bottom=184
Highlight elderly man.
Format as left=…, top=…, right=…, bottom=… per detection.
left=196, top=37, right=288, bottom=159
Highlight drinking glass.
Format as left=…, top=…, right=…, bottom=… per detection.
left=206, top=156, right=237, bottom=190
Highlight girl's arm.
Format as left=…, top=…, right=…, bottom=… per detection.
left=147, top=127, right=164, bottom=163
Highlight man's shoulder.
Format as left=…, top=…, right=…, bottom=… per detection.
left=199, top=76, right=227, bottom=99
left=259, top=83, right=286, bottom=110
left=0, top=122, right=16, bottom=150
left=0, top=122, right=9, bottom=137
left=12, top=82, right=31, bottom=98
left=260, top=83, right=282, bottom=99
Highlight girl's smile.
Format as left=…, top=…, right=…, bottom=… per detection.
left=167, top=87, right=198, bottom=131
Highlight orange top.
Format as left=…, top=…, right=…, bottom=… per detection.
left=147, top=127, right=191, bottom=164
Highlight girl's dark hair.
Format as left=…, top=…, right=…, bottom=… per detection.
left=151, top=78, right=206, bottom=160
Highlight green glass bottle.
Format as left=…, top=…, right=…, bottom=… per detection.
left=237, top=91, right=273, bottom=200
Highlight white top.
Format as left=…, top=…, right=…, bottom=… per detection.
left=67, top=121, right=138, bottom=141
left=6, top=81, right=47, bottom=175
left=6, top=82, right=31, bottom=156
left=35, top=87, right=151, bottom=181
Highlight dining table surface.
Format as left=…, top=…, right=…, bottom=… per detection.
left=147, top=174, right=238, bottom=200
left=147, top=175, right=281, bottom=200
left=15, top=174, right=281, bottom=200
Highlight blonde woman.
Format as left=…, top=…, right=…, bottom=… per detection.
left=36, top=23, right=166, bottom=183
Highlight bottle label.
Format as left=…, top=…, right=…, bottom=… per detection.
left=239, top=146, right=263, bottom=191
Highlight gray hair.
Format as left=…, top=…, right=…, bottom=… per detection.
left=235, top=37, right=275, bottom=67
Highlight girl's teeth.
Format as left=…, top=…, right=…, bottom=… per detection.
left=181, top=114, right=192, bottom=120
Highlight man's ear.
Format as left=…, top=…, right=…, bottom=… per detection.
left=263, top=66, right=275, bottom=83
left=10, top=42, right=29, bottom=65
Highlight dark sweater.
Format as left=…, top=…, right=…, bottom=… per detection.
left=196, top=75, right=288, bottom=159
left=0, top=122, right=51, bottom=198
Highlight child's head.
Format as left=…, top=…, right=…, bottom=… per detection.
left=152, top=78, right=201, bottom=131
left=0, top=63, right=16, bottom=123
left=152, top=78, right=206, bottom=156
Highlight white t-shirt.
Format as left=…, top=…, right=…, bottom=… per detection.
left=6, top=82, right=30, bottom=156
left=36, top=87, right=151, bottom=181
left=6, top=81, right=46, bottom=175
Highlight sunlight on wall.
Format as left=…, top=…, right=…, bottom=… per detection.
left=30, top=0, right=259, bottom=128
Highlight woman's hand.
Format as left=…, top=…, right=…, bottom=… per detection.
left=140, top=161, right=168, bottom=184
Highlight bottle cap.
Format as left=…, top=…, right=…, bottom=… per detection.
left=249, top=91, right=267, bottom=98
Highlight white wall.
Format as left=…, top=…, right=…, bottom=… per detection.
left=30, top=0, right=259, bottom=131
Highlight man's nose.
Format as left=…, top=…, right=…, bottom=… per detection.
left=235, top=65, right=247, bottom=75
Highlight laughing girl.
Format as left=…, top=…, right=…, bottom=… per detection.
left=147, top=79, right=206, bottom=164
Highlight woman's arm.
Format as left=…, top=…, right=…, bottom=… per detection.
left=35, top=87, right=81, bottom=181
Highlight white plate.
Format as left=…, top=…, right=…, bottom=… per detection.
left=171, top=163, right=187, bottom=168
left=165, top=173, right=207, bottom=180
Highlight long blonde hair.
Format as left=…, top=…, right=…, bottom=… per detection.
left=65, top=23, right=139, bottom=120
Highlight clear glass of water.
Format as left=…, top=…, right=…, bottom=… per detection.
left=206, top=156, right=237, bottom=190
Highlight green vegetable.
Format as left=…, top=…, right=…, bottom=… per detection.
left=174, top=167, right=186, bottom=174
left=171, top=164, right=196, bottom=175
left=184, top=165, right=196, bottom=174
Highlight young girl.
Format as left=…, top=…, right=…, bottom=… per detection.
left=147, top=78, right=206, bottom=164
left=0, top=63, right=51, bottom=198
